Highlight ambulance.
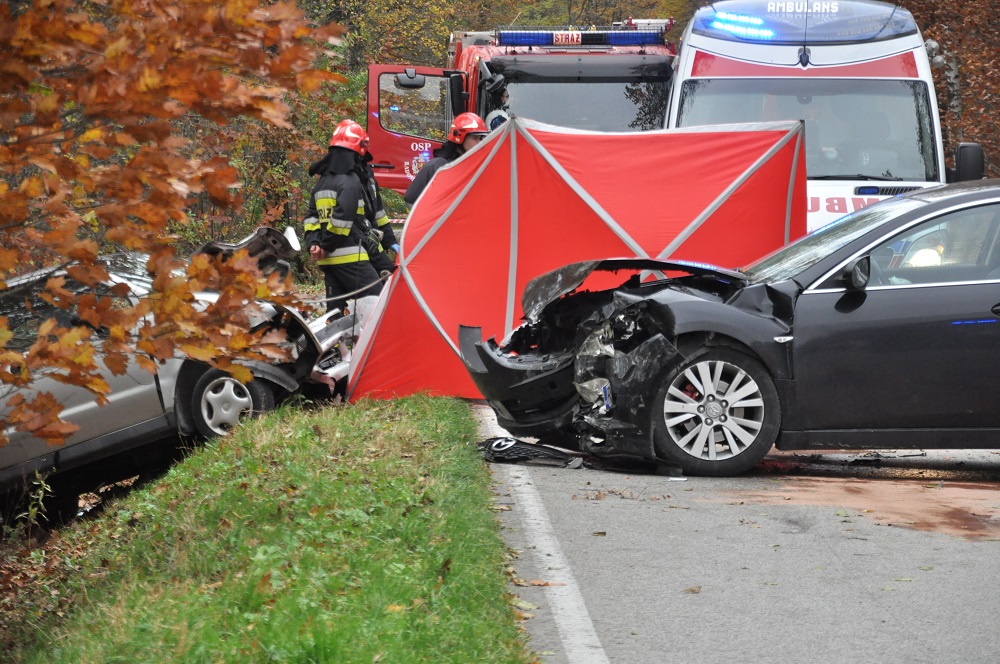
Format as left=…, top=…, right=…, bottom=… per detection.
left=366, top=21, right=677, bottom=194
left=666, top=0, right=985, bottom=230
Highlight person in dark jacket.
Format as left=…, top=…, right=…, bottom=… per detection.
left=485, top=86, right=510, bottom=131
left=303, top=121, right=383, bottom=314
left=356, top=146, right=400, bottom=275
left=403, top=112, right=489, bottom=208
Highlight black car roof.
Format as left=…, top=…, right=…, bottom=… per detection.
left=904, top=179, right=1000, bottom=204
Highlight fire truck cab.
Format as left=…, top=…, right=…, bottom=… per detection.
left=367, top=22, right=676, bottom=194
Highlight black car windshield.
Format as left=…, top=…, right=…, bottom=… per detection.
left=743, top=197, right=925, bottom=283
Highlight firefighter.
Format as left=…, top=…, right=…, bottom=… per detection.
left=303, top=121, right=383, bottom=314
left=403, top=112, right=489, bottom=207
left=351, top=126, right=401, bottom=276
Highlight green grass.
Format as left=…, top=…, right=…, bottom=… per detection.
left=5, top=396, right=531, bottom=663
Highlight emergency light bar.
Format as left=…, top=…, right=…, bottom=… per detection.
left=497, top=28, right=664, bottom=47
left=692, top=0, right=918, bottom=44
left=712, top=15, right=776, bottom=40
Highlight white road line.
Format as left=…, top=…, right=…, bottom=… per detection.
left=476, top=407, right=610, bottom=664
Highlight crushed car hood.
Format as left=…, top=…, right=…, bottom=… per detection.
left=521, top=258, right=748, bottom=321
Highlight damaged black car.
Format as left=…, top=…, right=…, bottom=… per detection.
left=461, top=180, right=1000, bottom=476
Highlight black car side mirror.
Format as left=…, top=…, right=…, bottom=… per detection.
left=842, top=256, right=870, bottom=290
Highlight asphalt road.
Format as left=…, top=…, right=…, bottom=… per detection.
left=475, top=406, right=1000, bottom=664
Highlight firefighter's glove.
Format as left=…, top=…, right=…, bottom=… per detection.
left=362, top=228, right=383, bottom=256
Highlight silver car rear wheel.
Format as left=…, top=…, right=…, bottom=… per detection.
left=652, top=348, right=779, bottom=476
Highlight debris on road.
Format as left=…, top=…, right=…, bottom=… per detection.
left=476, top=436, right=686, bottom=479
left=478, top=437, right=583, bottom=467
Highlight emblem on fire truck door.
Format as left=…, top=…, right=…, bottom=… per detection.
left=403, top=154, right=429, bottom=180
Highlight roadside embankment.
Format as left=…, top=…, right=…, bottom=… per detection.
left=2, top=396, right=531, bottom=663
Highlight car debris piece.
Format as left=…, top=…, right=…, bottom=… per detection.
left=478, top=437, right=583, bottom=468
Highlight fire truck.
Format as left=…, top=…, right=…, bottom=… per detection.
left=664, top=0, right=985, bottom=230
left=366, top=20, right=677, bottom=194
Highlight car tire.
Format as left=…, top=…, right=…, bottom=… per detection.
left=651, top=348, right=780, bottom=477
left=191, top=369, right=276, bottom=438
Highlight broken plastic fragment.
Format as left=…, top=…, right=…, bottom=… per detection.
left=478, top=437, right=581, bottom=467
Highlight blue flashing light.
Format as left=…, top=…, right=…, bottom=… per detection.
left=606, top=30, right=663, bottom=46
left=856, top=186, right=880, bottom=195
left=389, top=105, right=400, bottom=111
left=496, top=28, right=663, bottom=47
left=497, top=30, right=553, bottom=46
left=715, top=11, right=764, bottom=25
left=710, top=20, right=775, bottom=39
left=692, top=0, right=918, bottom=44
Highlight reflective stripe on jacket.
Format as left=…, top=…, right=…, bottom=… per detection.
left=318, top=245, right=369, bottom=266
left=302, top=171, right=370, bottom=265
left=304, top=190, right=365, bottom=236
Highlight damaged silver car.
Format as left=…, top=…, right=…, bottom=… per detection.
left=1, top=227, right=364, bottom=511
left=461, top=180, right=1000, bottom=476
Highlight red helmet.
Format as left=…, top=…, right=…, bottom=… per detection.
left=329, top=119, right=369, bottom=155
left=447, top=113, right=488, bottom=144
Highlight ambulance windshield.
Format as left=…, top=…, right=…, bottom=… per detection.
left=676, top=78, right=938, bottom=182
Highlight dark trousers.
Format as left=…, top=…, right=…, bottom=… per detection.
left=369, top=249, right=397, bottom=276
left=322, top=261, right=383, bottom=314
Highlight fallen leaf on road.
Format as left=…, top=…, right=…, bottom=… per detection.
left=683, top=585, right=702, bottom=594
left=514, top=579, right=566, bottom=587
left=592, top=531, right=607, bottom=537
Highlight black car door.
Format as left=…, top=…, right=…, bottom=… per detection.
left=791, top=202, right=1000, bottom=431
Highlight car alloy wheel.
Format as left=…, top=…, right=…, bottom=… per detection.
left=653, top=348, right=779, bottom=476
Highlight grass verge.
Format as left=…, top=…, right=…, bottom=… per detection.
left=2, top=396, right=531, bottom=663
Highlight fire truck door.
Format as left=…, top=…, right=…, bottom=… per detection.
left=366, top=64, right=453, bottom=194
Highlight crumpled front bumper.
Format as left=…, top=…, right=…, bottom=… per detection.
left=459, top=326, right=579, bottom=437
left=460, top=300, right=683, bottom=460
